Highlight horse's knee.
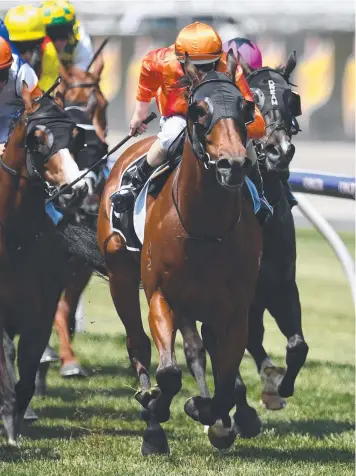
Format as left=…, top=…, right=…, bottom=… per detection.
left=286, top=334, right=309, bottom=365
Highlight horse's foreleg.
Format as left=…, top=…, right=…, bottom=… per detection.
left=267, top=280, right=309, bottom=398
left=0, top=327, right=17, bottom=444
left=139, top=290, right=181, bottom=455
left=54, top=259, right=92, bottom=377
left=248, top=298, right=286, bottom=410
left=185, top=317, right=248, bottom=450
left=233, top=370, right=262, bottom=438
left=180, top=319, right=210, bottom=398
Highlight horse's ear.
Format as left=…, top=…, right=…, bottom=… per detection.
left=283, top=50, right=297, bottom=81
left=184, top=53, right=202, bottom=88
left=237, top=51, right=252, bottom=76
left=226, top=48, right=237, bottom=81
left=21, top=81, right=33, bottom=112
left=85, top=90, right=97, bottom=120
left=90, top=53, right=104, bottom=80
left=54, top=79, right=66, bottom=109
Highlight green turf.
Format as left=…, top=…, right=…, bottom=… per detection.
left=0, top=229, right=354, bottom=475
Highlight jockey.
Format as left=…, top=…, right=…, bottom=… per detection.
left=111, top=22, right=272, bottom=224
left=4, top=4, right=60, bottom=92
left=0, top=36, right=40, bottom=155
left=42, top=0, right=94, bottom=71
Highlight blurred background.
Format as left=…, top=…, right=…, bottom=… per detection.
left=1, top=0, right=355, bottom=231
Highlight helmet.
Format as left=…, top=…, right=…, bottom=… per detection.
left=5, top=5, right=46, bottom=42
left=0, top=19, right=10, bottom=42
left=175, top=22, right=222, bottom=65
left=0, top=37, right=14, bottom=70
left=42, top=1, right=75, bottom=29
left=223, top=37, right=262, bottom=70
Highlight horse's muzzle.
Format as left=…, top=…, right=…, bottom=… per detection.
left=265, top=142, right=295, bottom=172
left=215, top=157, right=247, bottom=190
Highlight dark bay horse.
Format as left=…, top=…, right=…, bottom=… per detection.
left=242, top=52, right=309, bottom=409
left=181, top=52, right=309, bottom=412
left=0, top=83, right=87, bottom=444
left=50, top=62, right=108, bottom=378
left=96, top=51, right=263, bottom=454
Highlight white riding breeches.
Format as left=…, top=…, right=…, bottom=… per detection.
left=157, top=115, right=186, bottom=152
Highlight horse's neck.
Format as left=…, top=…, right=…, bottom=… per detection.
left=0, top=117, right=42, bottom=230
left=261, top=167, right=282, bottom=205
left=177, top=142, right=241, bottom=237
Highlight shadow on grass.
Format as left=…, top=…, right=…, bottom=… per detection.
left=265, top=419, right=355, bottom=439
left=34, top=404, right=141, bottom=422
left=225, top=446, right=354, bottom=463
left=23, top=424, right=143, bottom=441
left=0, top=445, right=60, bottom=463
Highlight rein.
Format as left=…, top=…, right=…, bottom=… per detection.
left=171, top=74, right=246, bottom=243
left=171, top=164, right=241, bottom=243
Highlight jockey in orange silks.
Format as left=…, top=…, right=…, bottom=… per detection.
left=112, top=22, right=272, bottom=224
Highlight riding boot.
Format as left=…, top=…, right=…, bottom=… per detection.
left=249, top=162, right=273, bottom=226
left=111, top=158, right=155, bottom=214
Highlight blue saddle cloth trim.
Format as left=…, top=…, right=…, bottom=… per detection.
left=45, top=202, right=64, bottom=225
left=245, top=177, right=261, bottom=214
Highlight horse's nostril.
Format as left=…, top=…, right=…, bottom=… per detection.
left=216, top=158, right=232, bottom=170
left=265, top=144, right=280, bottom=159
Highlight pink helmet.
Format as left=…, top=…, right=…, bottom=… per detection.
left=223, top=37, right=262, bottom=70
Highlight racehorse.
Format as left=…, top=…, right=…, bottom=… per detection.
left=242, top=52, right=309, bottom=409
left=180, top=52, right=309, bottom=411
left=50, top=61, right=108, bottom=378
left=95, top=50, right=263, bottom=455
left=35, top=60, right=108, bottom=387
left=0, top=82, right=87, bottom=444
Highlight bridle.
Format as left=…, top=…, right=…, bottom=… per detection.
left=246, top=67, right=299, bottom=144
left=0, top=98, right=78, bottom=197
left=172, top=73, right=250, bottom=243
left=185, top=75, right=250, bottom=169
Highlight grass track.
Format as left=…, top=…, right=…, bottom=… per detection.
left=0, top=229, right=354, bottom=475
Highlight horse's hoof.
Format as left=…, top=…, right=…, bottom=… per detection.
left=40, top=345, right=59, bottom=363
left=259, top=358, right=286, bottom=410
left=141, top=423, right=170, bottom=456
left=135, top=386, right=161, bottom=409
left=23, top=406, right=38, bottom=422
left=234, top=406, right=262, bottom=438
left=184, top=396, right=215, bottom=426
left=260, top=392, right=286, bottom=411
left=60, top=362, right=88, bottom=378
left=8, top=438, right=19, bottom=447
left=208, top=417, right=237, bottom=450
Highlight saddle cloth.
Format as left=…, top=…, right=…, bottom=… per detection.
left=111, top=157, right=261, bottom=251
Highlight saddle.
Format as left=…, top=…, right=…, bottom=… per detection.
left=111, top=130, right=186, bottom=250
left=111, top=129, right=261, bottom=250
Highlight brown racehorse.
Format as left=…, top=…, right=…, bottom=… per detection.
left=97, top=51, right=263, bottom=455
left=0, top=83, right=87, bottom=444
left=41, top=61, right=108, bottom=380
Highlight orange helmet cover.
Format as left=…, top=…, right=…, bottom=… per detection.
left=0, top=37, right=13, bottom=70
left=175, top=22, right=222, bottom=64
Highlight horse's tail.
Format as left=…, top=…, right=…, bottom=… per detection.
left=58, top=222, right=107, bottom=276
